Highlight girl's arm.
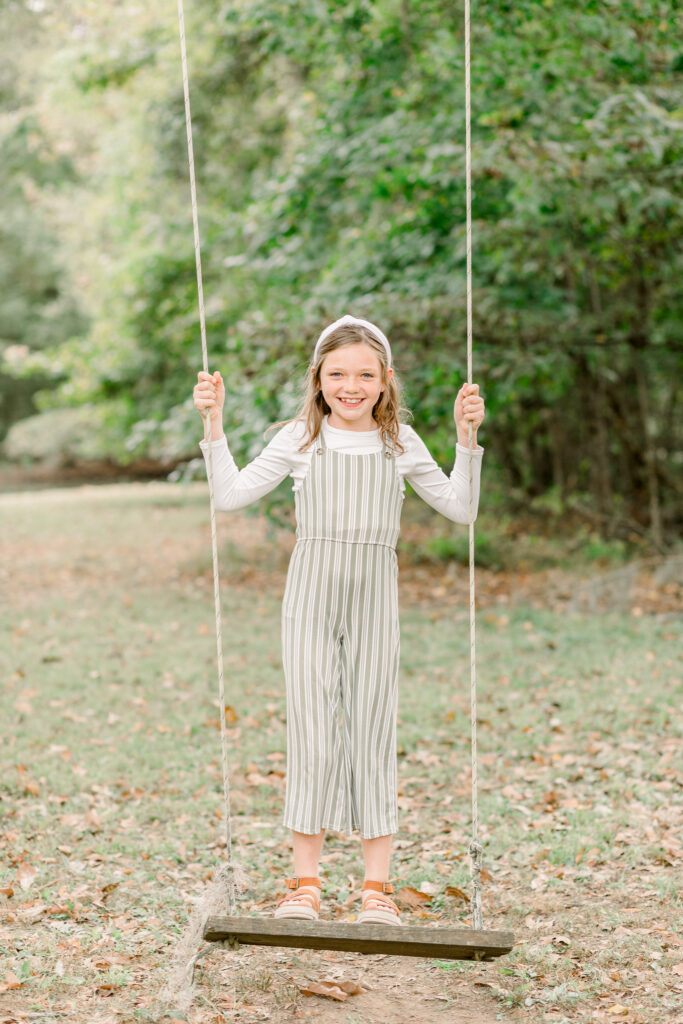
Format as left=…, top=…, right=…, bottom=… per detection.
left=402, top=430, right=483, bottom=524
left=403, top=383, right=486, bottom=524
left=194, top=370, right=295, bottom=510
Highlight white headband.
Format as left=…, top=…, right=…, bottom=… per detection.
left=313, top=314, right=392, bottom=367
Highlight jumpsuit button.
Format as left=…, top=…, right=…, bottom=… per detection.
left=316, top=448, right=323, bottom=455
left=384, top=450, right=393, bottom=458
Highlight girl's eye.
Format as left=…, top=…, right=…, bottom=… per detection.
left=326, top=371, right=374, bottom=378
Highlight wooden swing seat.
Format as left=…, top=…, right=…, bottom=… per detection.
left=203, top=915, right=514, bottom=960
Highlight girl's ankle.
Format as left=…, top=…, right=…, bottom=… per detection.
left=290, top=874, right=321, bottom=889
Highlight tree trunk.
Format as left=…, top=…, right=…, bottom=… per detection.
left=629, top=249, right=664, bottom=551
left=631, top=345, right=664, bottom=550
left=593, top=364, right=614, bottom=532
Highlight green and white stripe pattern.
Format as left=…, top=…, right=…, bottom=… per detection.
left=281, top=427, right=404, bottom=839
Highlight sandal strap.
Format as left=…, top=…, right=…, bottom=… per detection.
left=279, top=882, right=321, bottom=914
left=362, top=880, right=395, bottom=895
left=285, top=876, right=321, bottom=890
left=361, top=890, right=400, bottom=916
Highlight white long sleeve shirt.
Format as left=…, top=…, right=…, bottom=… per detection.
left=199, top=416, right=483, bottom=524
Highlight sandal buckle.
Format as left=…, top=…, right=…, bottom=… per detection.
left=285, top=876, right=321, bottom=890
left=362, top=880, right=395, bottom=895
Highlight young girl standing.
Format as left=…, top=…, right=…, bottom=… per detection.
left=193, top=315, right=485, bottom=927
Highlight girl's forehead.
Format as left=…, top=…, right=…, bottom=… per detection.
left=321, top=342, right=382, bottom=369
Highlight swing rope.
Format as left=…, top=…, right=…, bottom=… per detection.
left=464, top=0, right=484, bottom=932
left=176, top=0, right=483, bottom=930
left=176, top=0, right=237, bottom=917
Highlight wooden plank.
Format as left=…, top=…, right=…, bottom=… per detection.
left=203, top=916, right=514, bottom=960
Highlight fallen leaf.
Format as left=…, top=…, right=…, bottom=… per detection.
left=473, top=980, right=510, bottom=999
left=606, top=1005, right=630, bottom=1016
left=321, top=977, right=364, bottom=995
left=397, top=886, right=432, bottom=907
left=83, top=809, right=102, bottom=831
left=95, top=984, right=117, bottom=997
left=300, top=980, right=348, bottom=1001
left=0, top=972, right=22, bottom=993
left=18, top=903, right=45, bottom=922
left=16, top=863, right=37, bottom=891
left=445, top=885, right=470, bottom=903
left=224, top=705, right=238, bottom=723
left=92, top=954, right=129, bottom=969
left=0, top=887, right=14, bottom=899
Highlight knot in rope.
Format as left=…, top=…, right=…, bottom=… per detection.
left=468, top=839, right=484, bottom=931
left=468, top=839, right=483, bottom=864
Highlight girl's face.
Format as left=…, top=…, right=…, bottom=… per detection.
left=318, top=342, right=391, bottom=431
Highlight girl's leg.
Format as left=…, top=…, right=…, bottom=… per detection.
left=341, top=547, right=400, bottom=838
left=292, top=828, right=326, bottom=877
left=274, top=830, right=325, bottom=920
left=361, top=833, right=392, bottom=882
left=359, top=833, right=400, bottom=923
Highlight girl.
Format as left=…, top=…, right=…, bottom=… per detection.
left=193, top=314, right=485, bottom=927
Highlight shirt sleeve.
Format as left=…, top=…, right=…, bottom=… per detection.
left=198, top=424, right=299, bottom=511
left=402, top=427, right=484, bottom=524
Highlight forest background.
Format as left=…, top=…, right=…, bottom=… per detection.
left=1, top=0, right=681, bottom=551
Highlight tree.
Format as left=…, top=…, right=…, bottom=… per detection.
left=0, top=0, right=86, bottom=441
left=5, top=0, right=681, bottom=544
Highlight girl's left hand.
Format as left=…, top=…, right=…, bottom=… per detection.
left=454, top=382, right=485, bottom=441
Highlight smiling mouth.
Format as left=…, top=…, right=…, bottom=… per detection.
left=338, top=397, right=364, bottom=405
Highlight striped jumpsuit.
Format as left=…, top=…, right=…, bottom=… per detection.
left=281, top=426, right=403, bottom=840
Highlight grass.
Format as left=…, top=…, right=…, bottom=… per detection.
left=0, top=481, right=681, bottom=1024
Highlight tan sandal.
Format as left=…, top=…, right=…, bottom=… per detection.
left=274, top=876, right=322, bottom=921
left=357, top=880, right=402, bottom=926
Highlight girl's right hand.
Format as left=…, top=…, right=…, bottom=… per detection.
left=193, top=370, right=225, bottom=423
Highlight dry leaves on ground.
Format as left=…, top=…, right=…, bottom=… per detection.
left=299, top=976, right=365, bottom=1001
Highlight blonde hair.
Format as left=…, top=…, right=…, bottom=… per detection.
left=270, top=323, right=407, bottom=455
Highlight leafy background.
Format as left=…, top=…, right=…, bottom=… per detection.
left=1, top=0, right=681, bottom=547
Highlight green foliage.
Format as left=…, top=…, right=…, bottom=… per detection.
left=402, top=526, right=505, bottom=571
left=1, top=0, right=681, bottom=543
left=0, top=4, right=87, bottom=440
